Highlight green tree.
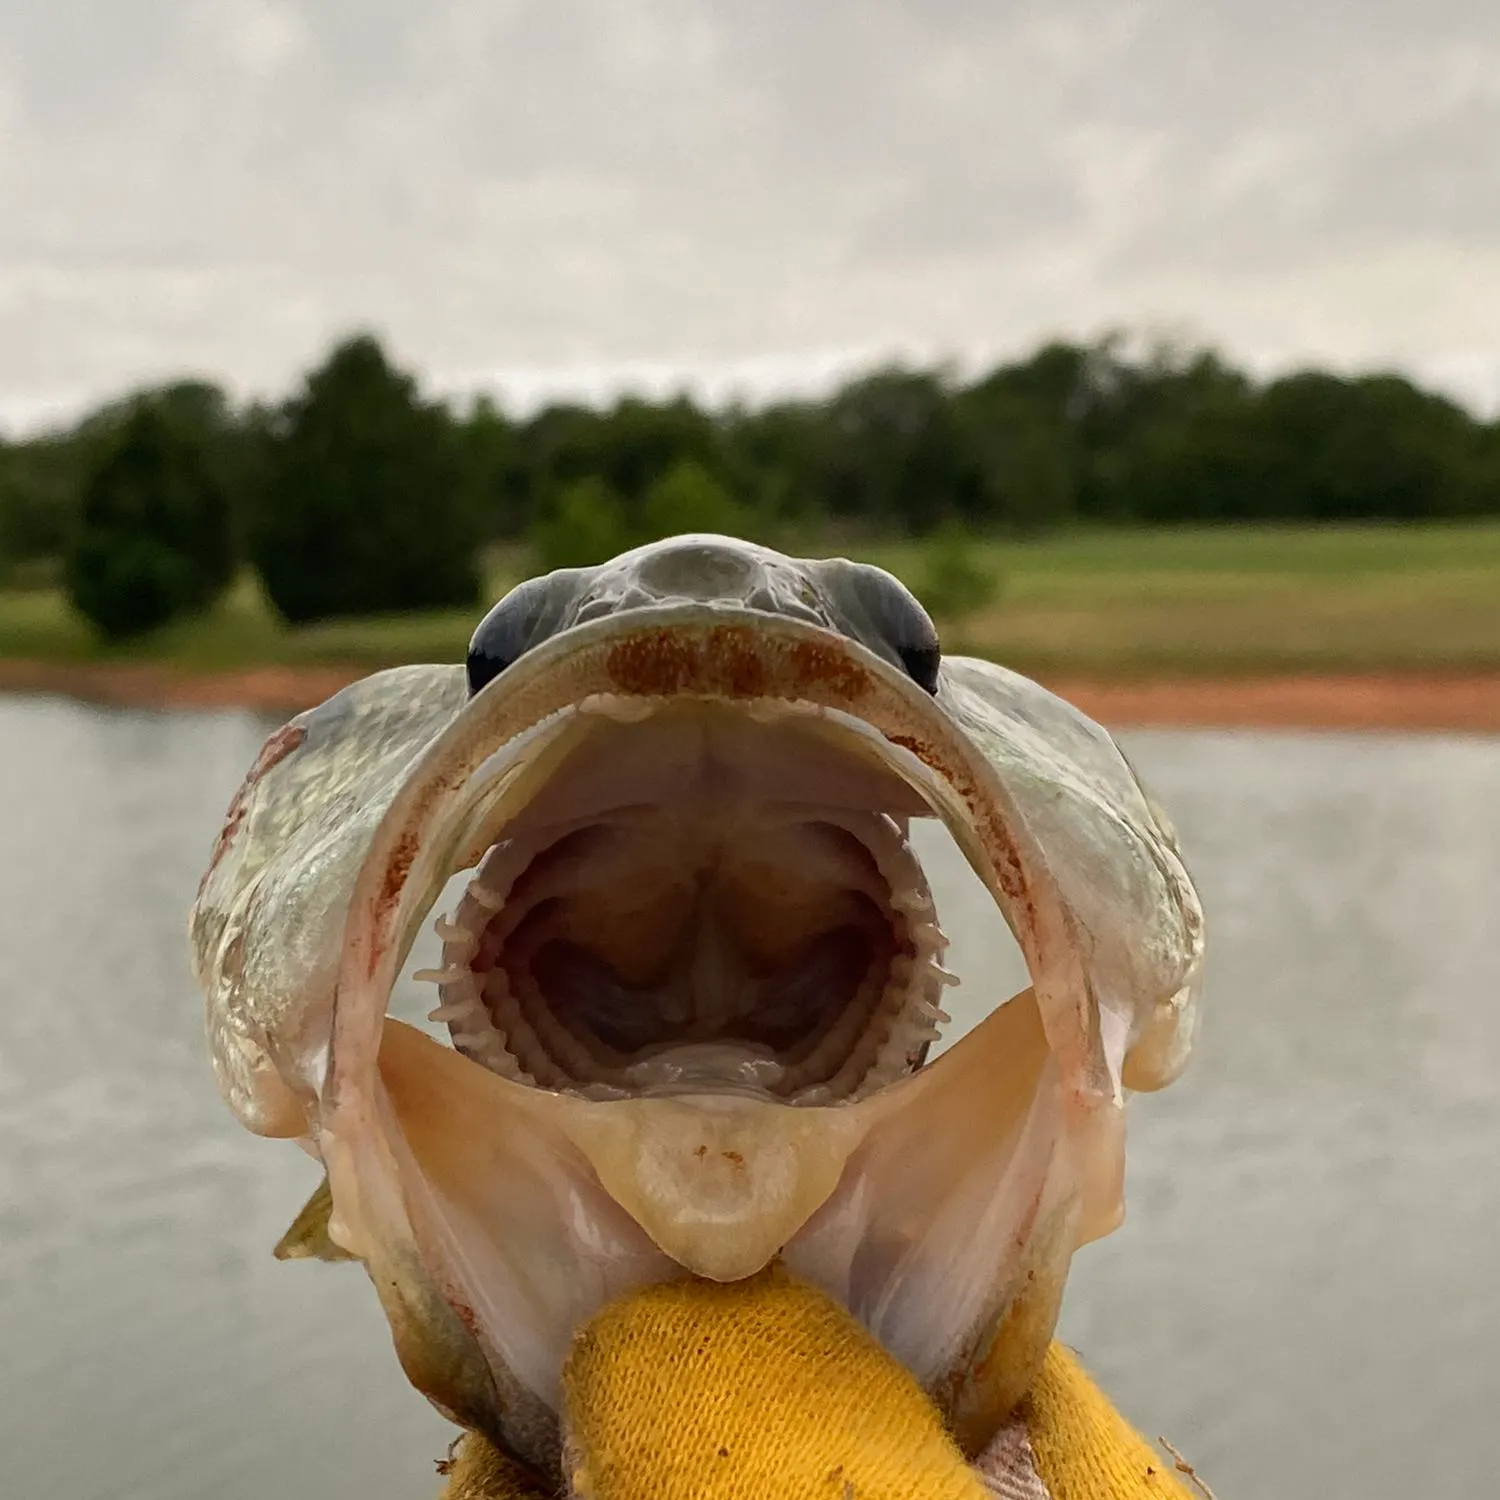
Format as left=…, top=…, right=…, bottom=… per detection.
left=1249, top=372, right=1480, bottom=521
left=811, top=368, right=987, bottom=533
left=1093, top=353, right=1262, bottom=523
left=594, top=397, right=724, bottom=509
left=0, top=428, right=101, bottom=574
left=530, top=476, right=632, bottom=571
left=0, top=461, right=62, bottom=580
left=913, top=518, right=1002, bottom=625
left=637, top=458, right=752, bottom=542
left=961, top=343, right=1087, bottom=531
left=514, top=396, right=740, bottom=541
left=14, top=330, right=1500, bottom=593
left=251, top=334, right=480, bottom=622
left=64, top=403, right=236, bottom=638
left=458, top=395, right=524, bottom=542
left=719, top=401, right=825, bottom=525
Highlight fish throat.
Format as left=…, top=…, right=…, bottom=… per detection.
left=417, top=700, right=955, bottom=1105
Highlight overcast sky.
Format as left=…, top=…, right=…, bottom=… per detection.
left=3, top=0, right=1500, bottom=430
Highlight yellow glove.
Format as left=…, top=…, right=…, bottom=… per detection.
left=438, top=1270, right=1199, bottom=1500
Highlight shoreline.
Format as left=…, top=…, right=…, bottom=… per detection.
left=3, top=656, right=1500, bottom=733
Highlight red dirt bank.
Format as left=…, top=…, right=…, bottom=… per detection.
left=3, top=658, right=1500, bottom=733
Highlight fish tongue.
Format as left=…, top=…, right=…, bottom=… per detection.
left=561, top=1092, right=870, bottom=1281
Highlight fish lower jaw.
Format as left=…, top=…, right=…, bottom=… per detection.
left=362, top=980, right=1076, bottom=1463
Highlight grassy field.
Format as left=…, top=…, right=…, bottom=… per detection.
left=5, top=522, right=1500, bottom=680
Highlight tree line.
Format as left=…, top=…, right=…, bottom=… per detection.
left=1, top=331, right=1496, bottom=638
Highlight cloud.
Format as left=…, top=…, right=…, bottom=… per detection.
left=2, top=0, right=1499, bottom=426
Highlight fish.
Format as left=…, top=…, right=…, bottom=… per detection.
left=188, top=534, right=1203, bottom=1474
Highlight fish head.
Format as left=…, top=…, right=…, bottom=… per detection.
left=189, top=534, right=1203, bottom=1469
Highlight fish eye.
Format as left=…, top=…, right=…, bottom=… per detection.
left=851, top=564, right=943, bottom=695
left=898, top=638, right=942, bottom=696
left=466, top=575, right=558, bottom=695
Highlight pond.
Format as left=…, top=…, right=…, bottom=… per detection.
left=1, top=695, right=1495, bottom=1498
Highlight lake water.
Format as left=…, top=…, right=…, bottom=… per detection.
left=1, top=694, right=1496, bottom=1498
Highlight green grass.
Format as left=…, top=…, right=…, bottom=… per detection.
left=864, top=523, right=1500, bottom=677
left=0, top=571, right=503, bottom=672
left=6, top=523, right=1500, bottom=681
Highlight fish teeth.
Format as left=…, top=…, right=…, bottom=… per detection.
left=411, top=964, right=472, bottom=986
left=481, top=973, right=572, bottom=1091
left=442, top=996, right=535, bottom=1085
left=911, top=921, right=944, bottom=951
left=577, top=693, right=657, bottom=723
left=409, top=787, right=963, bottom=1112
left=744, top=699, right=791, bottom=724
left=426, top=1000, right=479, bottom=1024
left=453, top=1030, right=514, bottom=1075
left=518, top=982, right=604, bottom=1080
left=579, top=1080, right=632, bottom=1101
left=464, top=881, right=503, bottom=912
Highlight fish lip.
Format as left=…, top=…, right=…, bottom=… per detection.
left=325, top=603, right=1098, bottom=1126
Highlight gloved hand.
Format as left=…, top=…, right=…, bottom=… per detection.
left=438, top=1268, right=1199, bottom=1500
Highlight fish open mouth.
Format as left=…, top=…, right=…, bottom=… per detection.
left=197, top=569, right=1201, bottom=1475
left=315, top=606, right=1121, bottom=1464
left=413, top=701, right=956, bottom=1106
